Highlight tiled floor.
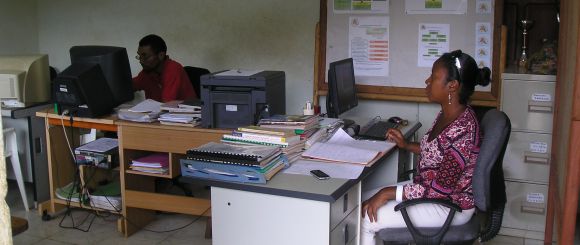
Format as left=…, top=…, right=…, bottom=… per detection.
left=6, top=180, right=569, bottom=245
left=7, top=181, right=212, bottom=245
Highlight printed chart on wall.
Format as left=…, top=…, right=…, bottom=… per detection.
left=334, top=0, right=389, bottom=14
left=417, top=23, right=449, bottom=67
left=349, top=16, right=390, bottom=80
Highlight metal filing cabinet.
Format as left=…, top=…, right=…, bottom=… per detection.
left=500, top=73, right=556, bottom=242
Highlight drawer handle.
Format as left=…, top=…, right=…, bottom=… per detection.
left=523, top=152, right=550, bottom=165
left=528, top=101, right=553, bottom=113
left=343, top=193, right=348, bottom=213
left=343, top=223, right=349, bottom=244
left=521, top=203, right=546, bottom=215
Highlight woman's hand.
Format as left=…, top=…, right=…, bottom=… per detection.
left=361, top=187, right=395, bottom=222
left=386, top=128, right=407, bottom=149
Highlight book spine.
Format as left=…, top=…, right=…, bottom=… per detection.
left=220, top=138, right=288, bottom=148
left=185, top=156, right=260, bottom=166
left=231, top=131, right=294, bottom=144
left=186, top=148, right=260, bottom=161
left=222, top=134, right=289, bottom=147
left=237, top=127, right=288, bottom=136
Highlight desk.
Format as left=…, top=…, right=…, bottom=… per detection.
left=181, top=122, right=421, bottom=245
left=36, top=110, right=230, bottom=236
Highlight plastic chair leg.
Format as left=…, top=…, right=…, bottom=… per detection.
left=5, top=129, right=29, bottom=211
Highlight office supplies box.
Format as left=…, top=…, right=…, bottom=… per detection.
left=74, top=138, right=119, bottom=169
left=200, top=70, right=285, bottom=128
left=180, top=156, right=287, bottom=184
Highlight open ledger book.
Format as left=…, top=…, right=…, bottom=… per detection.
left=301, top=128, right=395, bottom=166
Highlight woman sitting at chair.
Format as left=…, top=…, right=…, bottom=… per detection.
left=360, top=50, right=490, bottom=245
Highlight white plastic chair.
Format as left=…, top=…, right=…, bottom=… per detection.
left=3, top=128, right=29, bottom=211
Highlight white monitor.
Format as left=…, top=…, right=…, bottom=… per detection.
left=0, top=55, right=51, bottom=107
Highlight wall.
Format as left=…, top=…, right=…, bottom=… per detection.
left=36, top=0, right=319, bottom=114
left=0, top=0, right=39, bottom=54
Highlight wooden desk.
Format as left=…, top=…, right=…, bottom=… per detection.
left=116, top=121, right=229, bottom=236
left=36, top=111, right=229, bottom=236
left=36, top=110, right=119, bottom=216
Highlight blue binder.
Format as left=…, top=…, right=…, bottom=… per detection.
left=180, top=155, right=288, bottom=184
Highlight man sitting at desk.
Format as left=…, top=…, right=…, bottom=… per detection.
left=132, top=34, right=196, bottom=102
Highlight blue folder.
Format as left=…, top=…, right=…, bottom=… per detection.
left=180, top=155, right=288, bottom=184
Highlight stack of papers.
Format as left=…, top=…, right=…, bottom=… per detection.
left=118, top=99, right=163, bottom=123
left=130, top=153, right=169, bottom=174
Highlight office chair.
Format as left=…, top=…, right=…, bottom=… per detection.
left=377, top=109, right=511, bottom=245
left=4, top=128, right=29, bottom=211
left=183, top=66, right=210, bottom=98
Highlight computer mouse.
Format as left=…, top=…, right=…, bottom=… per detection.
left=388, top=116, right=403, bottom=124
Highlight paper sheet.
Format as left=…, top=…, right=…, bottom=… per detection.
left=128, top=99, right=162, bottom=113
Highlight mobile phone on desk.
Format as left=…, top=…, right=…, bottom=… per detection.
left=310, top=170, right=330, bottom=180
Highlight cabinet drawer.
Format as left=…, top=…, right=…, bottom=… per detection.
left=503, top=181, right=547, bottom=232
left=501, top=78, right=555, bottom=133
left=330, top=183, right=360, bottom=230
left=330, top=207, right=358, bottom=245
left=504, top=132, right=551, bottom=183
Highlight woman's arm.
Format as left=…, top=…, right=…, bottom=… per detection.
left=386, top=128, right=420, bottom=154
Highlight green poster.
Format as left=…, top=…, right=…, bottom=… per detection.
left=334, top=0, right=351, bottom=10
left=352, top=0, right=371, bottom=10
left=425, top=0, right=442, bottom=9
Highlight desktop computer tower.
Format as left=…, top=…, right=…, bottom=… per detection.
left=200, top=71, right=285, bottom=128
left=52, top=63, right=116, bottom=118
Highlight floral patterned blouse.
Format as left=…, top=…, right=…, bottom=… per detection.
left=402, top=106, right=481, bottom=210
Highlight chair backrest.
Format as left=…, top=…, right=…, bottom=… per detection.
left=473, top=109, right=511, bottom=212
left=183, top=66, right=210, bottom=98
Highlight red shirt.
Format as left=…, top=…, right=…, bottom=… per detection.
left=132, top=58, right=197, bottom=102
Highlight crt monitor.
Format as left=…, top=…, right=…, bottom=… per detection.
left=0, top=55, right=51, bottom=107
left=326, top=58, right=358, bottom=119
left=70, top=46, right=133, bottom=106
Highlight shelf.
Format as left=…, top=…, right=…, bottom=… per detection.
left=125, top=170, right=174, bottom=179
left=53, top=198, right=122, bottom=214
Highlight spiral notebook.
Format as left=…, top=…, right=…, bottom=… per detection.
left=186, top=142, right=281, bottom=165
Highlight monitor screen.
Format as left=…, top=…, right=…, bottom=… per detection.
left=70, top=46, right=133, bottom=106
left=326, top=58, right=357, bottom=118
left=0, top=55, right=51, bottom=107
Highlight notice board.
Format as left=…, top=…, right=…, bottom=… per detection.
left=315, top=0, right=503, bottom=106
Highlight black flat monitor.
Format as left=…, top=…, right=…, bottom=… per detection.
left=326, top=58, right=358, bottom=118
left=70, top=46, right=133, bottom=106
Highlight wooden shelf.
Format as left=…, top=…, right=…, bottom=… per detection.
left=125, top=170, right=173, bottom=179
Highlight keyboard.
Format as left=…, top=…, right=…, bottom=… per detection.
left=357, top=119, right=398, bottom=140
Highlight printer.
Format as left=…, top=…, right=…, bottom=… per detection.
left=201, top=70, right=285, bottom=128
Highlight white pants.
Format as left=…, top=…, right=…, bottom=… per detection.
left=360, top=186, right=475, bottom=245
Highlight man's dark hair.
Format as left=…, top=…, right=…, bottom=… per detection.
left=139, top=34, right=167, bottom=54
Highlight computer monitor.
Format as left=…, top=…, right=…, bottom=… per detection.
left=70, top=46, right=133, bottom=106
left=326, top=58, right=358, bottom=119
left=0, top=55, right=51, bottom=107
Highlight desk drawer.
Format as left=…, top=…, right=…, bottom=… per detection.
left=501, top=78, right=555, bottom=133
left=330, top=207, right=358, bottom=245
left=504, top=132, right=551, bottom=183
left=120, top=125, right=224, bottom=153
left=503, top=181, right=547, bottom=232
left=330, top=183, right=360, bottom=230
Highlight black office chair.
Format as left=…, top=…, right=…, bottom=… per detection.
left=377, top=109, right=511, bottom=245
left=183, top=66, right=210, bottom=98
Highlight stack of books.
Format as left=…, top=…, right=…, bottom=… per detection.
left=181, top=142, right=287, bottom=184
left=159, top=100, right=202, bottom=127
left=221, top=126, right=306, bottom=163
left=257, top=114, right=320, bottom=135
left=130, top=153, right=169, bottom=174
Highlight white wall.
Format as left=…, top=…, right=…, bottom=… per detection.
left=0, top=0, right=39, bottom=55
left=37, top=0, right=319, bottom=114
left=35, top=0, right=442, bottom=135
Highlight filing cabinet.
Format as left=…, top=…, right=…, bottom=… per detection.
left=500, top=73, right=555, bottom=241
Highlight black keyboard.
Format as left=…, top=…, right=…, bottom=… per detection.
left=358, top=120, right=397, bottom=140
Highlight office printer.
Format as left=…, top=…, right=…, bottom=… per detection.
left=201, top=70, right=285, bottom=128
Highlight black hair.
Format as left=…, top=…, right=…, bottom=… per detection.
left=138, top=34, right=167, bottom=54
left=437, top=50, right=491, bottom=105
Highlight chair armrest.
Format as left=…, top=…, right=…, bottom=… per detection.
left=394, top=198, right=462, bottom=213
left=393, top=198, right=462, bottom=245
